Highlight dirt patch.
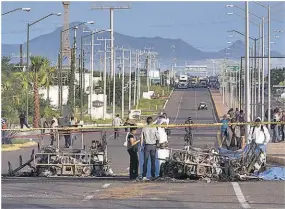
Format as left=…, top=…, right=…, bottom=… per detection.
left=98, top=182, right=178, bottom=200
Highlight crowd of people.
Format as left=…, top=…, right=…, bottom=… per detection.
left=220, top=107, right=285, bottom=151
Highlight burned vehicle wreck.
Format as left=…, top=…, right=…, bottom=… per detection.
left=34, top=130, right=113, bottom=177
left=159, top=141, right=266, bottom=181
left=7, top=129, right=113, bottom=177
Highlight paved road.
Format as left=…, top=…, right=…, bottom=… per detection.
left=2, top=88, right=285, bottom=209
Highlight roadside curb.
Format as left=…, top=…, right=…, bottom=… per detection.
left=2, top=141, right=38, bottom=152
left=267, top=155, right=285, bottom=165
left=209, top=89, right=221, bottom=147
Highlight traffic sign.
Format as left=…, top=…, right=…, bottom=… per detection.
left=227, top=65, right=239, bottom=71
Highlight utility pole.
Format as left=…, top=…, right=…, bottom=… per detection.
left=120, top=49, right=125, bottom=118
left=261, top=17, right=265, bottom=120
left=245, top=2, right=251, bottom=141
left=133, top=50, right=137, bottom=107
left=90, top=31, right=94, bottom=119
left=129, top=49, right=132, bottom=112
left=92, top=5, right=130, bottom=77
left=267, top=5, right=271, bottom=124
left=97, top=38, right=111, bottom=120
left=137, top=50, right=141, bottom=107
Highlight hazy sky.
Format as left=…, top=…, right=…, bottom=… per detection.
left=1, top=1, right=285, bottom=53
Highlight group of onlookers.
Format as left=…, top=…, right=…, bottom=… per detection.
left=221, top=107, right=285, bottom=151
left=112, top=113, right=170, bottom=180
left=220, top=108, right=247, bottom=150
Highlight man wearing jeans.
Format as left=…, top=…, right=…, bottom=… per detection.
left=140, top=117, right=159, bottom=181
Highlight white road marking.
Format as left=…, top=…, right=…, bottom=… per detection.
left=174, top=90, right=184, bottom=123
left=82, top=195, right=94, bottom=201
left=82, top=183, right=111, bottom=201
left=231, top=182, right=251, bottom=209
left=101, top=183, right=111, bottom=189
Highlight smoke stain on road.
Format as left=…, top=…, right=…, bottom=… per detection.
left=97, top=182, right=179, bottom=199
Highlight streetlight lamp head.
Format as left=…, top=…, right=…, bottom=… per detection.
left=87, top=21, right=95, bottom=24
left=226, top=5, right=234, bottom=8
left=227, top=41, right=232, bottom=44
left=227, top=12, right=234, bottom=15
left=56, top=12, right=62, bottom=16
left=22, top=8, right=31, bottom=11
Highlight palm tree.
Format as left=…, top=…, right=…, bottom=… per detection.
left=42, top=65, right=56, bottom=104
left=30, top=56, right=46, bottom=128
left=67, top=48, right=76, bottom=115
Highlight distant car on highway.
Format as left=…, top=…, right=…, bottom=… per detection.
left=198, top=102, right=208, bottom=110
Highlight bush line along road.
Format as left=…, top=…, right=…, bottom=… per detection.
left=2, top=88, right=284, bottom=209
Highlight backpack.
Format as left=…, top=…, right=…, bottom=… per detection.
left=252, top=125, right=264, bottom=135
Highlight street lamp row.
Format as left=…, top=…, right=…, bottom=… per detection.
left=2, top=7, right=31, bottom=16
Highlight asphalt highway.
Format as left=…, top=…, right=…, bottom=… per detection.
left=2, top=88, right=285, bottom=209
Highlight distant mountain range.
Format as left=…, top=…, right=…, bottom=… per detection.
left=2, top=22, right=283, bottom=65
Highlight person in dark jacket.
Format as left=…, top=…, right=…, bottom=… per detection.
left=127, top=126, right=140, bottom=180
left=124, top=118, right=133, bottom=133
left=19, top=112, right=30, bottom=129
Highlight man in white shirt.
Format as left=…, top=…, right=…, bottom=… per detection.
left=248, top=117, right=270, bottom=145
left=112, top=114, right=122, bottom=140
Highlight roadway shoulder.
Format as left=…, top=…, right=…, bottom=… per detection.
left=209, top=89, right=229, bottom=119
left=266, top=142, right=285, bottom=165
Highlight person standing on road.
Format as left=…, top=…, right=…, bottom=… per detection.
left=50, top=119, right=56, bottom=146
left=248, top=117, right=270, bottom=146
left=39, top=115, right=48, bottom=135
left=235, top=108, right=240, bottom=120
left=140, top=117, right=159, bottom=180
left=127, top=126, right=140, bottom=180
left=69, top=116, right=77, bottom=147
left=220, top=114, right=229, bottom=139
left=123, top=118, right=134, bottom=147
left=272, top=109, right=281, bottom=143
left=281, top=111, right=285, bottom=141
left=124, top=118, right=133, bottom=133
left=112, top=114, right=123, bottom=140
left=19, top=112, right=30, bottom=129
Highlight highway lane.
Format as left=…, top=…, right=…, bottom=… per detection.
left=2, top=88, right=285, bottom=209
left=166, top=88, right=218, bottom=149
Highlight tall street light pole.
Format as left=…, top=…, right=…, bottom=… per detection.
left=26, top=12, right=61, bottom=123
left=254, top=2, right=271, bottom=123
left=245, top=1, right=251, bottom=141
left=129, top=49, right=132, bottom=112
left=261, top=17, right=265, bottom=120
left=267, top=5, right=271, bottom=124
left=2, top=7, right=31, bottom=16
left=122, top=48, right=125, bottom=118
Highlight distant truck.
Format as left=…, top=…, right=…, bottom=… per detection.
left=198, top=79, right=208, bottom=88
left=177, top=75, right=188, bottom=89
